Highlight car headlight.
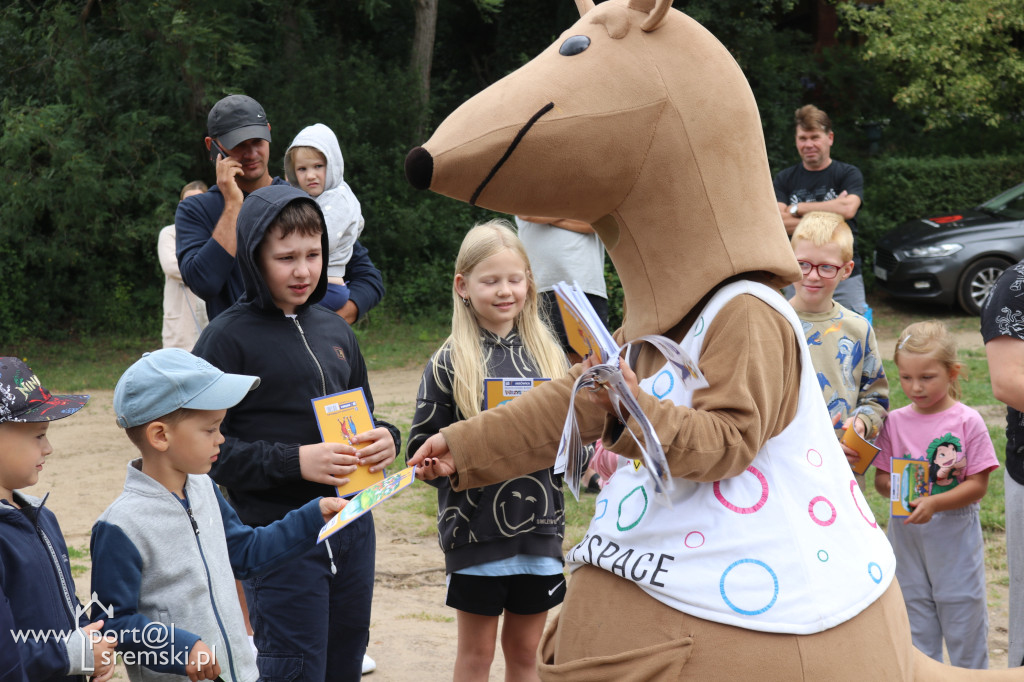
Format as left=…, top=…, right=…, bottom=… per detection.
left=897, top=243, right=963, bottom=259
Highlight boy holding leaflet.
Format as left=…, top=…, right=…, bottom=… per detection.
left=90, top=349, right=346, bottom=682
left=788, top=212, right=888, bottom=486
left=192, top=185, right=399, bottom=681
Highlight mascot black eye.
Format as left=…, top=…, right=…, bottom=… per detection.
left=559, top=35, right=590, bottom=56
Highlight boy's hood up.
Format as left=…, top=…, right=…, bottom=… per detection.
left=236, top=184, right=330, bottom=314
left=284, top=123, right=345, bottom=192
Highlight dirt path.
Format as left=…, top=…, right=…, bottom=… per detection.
left=27, top=323, right=1012, bottom=678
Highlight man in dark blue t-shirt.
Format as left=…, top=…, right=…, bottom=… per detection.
left=773, top=105, right=866, bottom=314
left=175, top=95, right=383, bottom=321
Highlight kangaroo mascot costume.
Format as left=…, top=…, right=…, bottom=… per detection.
left=406, top=1, right=1018, bottom=679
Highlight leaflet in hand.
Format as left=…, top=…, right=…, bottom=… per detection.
left=317, top=466, right=417, bottom=543
left=890, top=457, right=931, bottom=517
left=552, top=281, right=708, bottom=505
left=311, top=388, right=383, bottom=498
left=552, top=281, right=619, bottom=363
left=841, top=426, right=881, bottom=476
left=484, top=378, right=550, bottom=410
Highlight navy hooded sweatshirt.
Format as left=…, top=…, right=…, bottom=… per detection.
left=192, top=185, right=400, bottom=527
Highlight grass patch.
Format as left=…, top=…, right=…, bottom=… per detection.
left=9, top=336, right=159, bottom=392
left=382, top=484, right=438, bottom=539
left=868, top=293, right=981, bottom=343
left=354, top=312, right=449, bottom=371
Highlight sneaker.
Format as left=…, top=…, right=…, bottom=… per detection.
left=362, top=653, right=376, bottom=675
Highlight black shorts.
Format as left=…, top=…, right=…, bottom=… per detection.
left=446, top=572, right=566, bottom=617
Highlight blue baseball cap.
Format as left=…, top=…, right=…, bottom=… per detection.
left=114, top=349, right=260, bottom=428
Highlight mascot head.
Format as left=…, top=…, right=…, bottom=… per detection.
left=406, top=0, right=800, bottom=339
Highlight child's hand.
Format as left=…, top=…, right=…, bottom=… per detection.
left=298, top=443, right=359, bottom=487
left=408, top=434, right=457, bottom=480
left=839, top=416, right=866, bottom=466
left=318, top=496, right=348, bottom=523
left=351, top=427, right=398, bottom=473
left=186, top=640, right=221, bottom=682
left=83, top=620, right=116, bottom=682
left=905, top=495, right=937, bottom=525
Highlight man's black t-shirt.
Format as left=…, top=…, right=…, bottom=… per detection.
left=773, top=160, right=865, bottom=274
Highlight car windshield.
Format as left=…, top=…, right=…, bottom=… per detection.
left=978, top=182, right=1024, bottom=219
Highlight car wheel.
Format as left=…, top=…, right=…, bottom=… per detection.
left=957, top=257, right=1012, bottom=316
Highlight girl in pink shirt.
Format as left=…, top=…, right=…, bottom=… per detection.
left=874, top=320, right=999, bottom=669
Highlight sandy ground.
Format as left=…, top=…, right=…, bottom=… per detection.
left=25, top=326, right=1013, bottom=679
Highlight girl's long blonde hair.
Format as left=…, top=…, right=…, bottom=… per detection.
left=894, top=320, right=963, bottom=400
left=436, top=220, right=568, bottom=418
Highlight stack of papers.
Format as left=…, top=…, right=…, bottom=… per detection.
left=552, top=281, right=619, bottom=363
left=551, top=281, right=708, bottom=504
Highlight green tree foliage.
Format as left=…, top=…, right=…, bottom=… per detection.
left=840, top=0, right=1024, bottom=130
left=4, top=0, right=1017, bottom=343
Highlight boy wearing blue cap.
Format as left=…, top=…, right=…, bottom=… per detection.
left=0, top=357, right=116, bottom=682
left=90, top=348, right=347, bottom=682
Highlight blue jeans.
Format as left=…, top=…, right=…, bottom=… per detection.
left=245, top=513, right=375, bottom=682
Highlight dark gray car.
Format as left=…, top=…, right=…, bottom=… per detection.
left=873, top=181, right=1024, bottom=315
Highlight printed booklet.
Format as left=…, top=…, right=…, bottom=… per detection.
left=551, top=281, right=707, bottom=504
left=890, top=457, right=931, bottom=518
left=311, top=388, right=383, bottom=497
left=842, top=426, right=881, bottom=476
left=317, top=466, right=417, bottom=543
left=484, top=377, right=550, bottom=410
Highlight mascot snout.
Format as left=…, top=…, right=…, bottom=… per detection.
left=404, top=146, right=434, bottom=191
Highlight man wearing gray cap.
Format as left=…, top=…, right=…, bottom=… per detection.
left=176, top=95, right=384, bottom=322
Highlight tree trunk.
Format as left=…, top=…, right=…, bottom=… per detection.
left=410, top=0, right=438, bottom=141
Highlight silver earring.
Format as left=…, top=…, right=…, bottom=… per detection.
left=462, top=297, right=470, bottom=306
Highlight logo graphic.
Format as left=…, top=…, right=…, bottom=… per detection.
left=76, top=592, right=115, bottom=622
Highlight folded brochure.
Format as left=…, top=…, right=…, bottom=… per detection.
left=318, top=466, right=416, bottom=543
left=311, top=388, right=383, bottom=497
left=841, top=426, right=881, bottom=476
left=552, top=281, right=708, bottom=505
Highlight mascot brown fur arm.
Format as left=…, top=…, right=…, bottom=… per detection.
left=441, top=295, right=800, bottom=489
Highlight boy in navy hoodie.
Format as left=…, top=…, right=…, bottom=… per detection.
left=192, top=185, right=399, bottom=681
left=0, top=357, right=116, bottom=682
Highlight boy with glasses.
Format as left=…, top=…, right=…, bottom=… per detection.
left=789, top=212, right=889, bottom=488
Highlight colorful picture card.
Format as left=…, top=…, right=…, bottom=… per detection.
left=317, top=466, right=416, bottom=543
left=890, top=457, right=931, bottom=518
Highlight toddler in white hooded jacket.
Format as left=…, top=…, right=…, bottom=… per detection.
left=285, top=123, right=365, bottom=313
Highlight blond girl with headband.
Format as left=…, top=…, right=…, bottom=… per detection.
left=406, top=220, right=568, bottom=681
left=873, top=320, right=999, bottom=668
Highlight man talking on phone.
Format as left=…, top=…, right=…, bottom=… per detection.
left=175, top=94, right=384, bottom=321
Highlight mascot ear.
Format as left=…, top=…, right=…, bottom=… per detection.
left=574, top=0, right=595, bottom=16
left=628, top=0, right=671, bottom=32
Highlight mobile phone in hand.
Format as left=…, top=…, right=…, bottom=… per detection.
left=209, top=139, right=229, bottom=163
